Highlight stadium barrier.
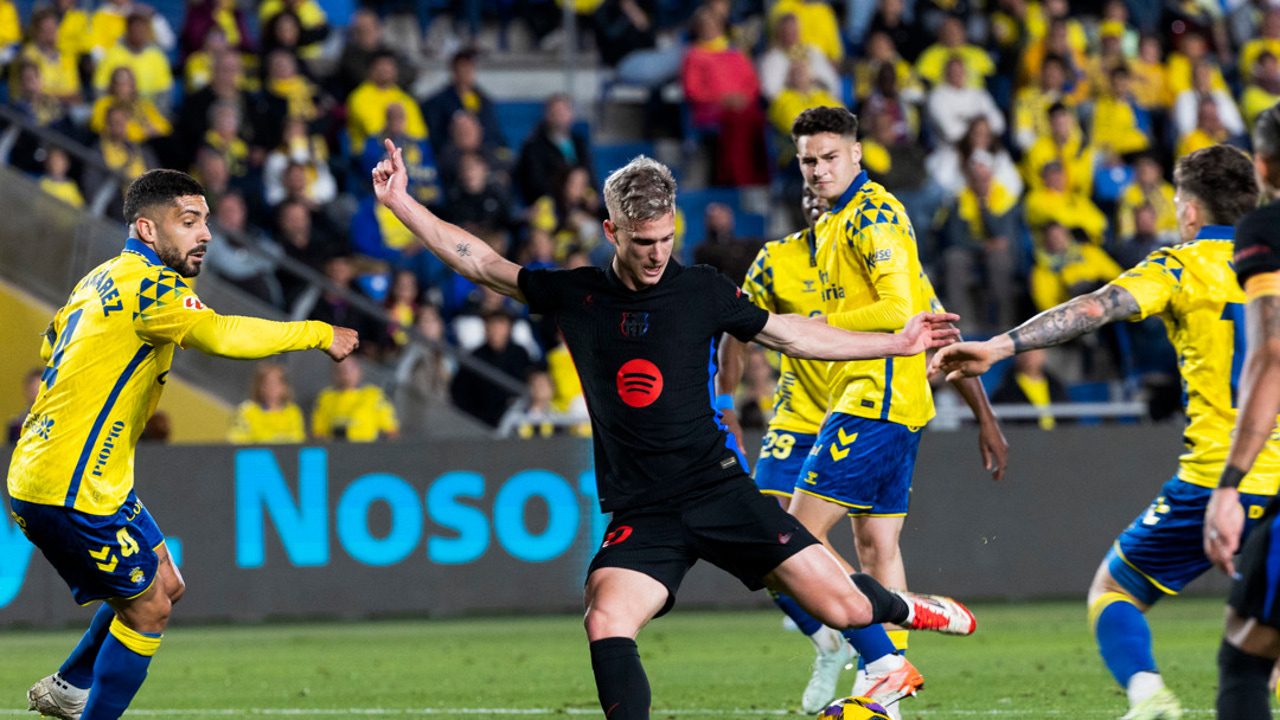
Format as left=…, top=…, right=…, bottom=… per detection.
left=0, top=424, right=1233, bottom=627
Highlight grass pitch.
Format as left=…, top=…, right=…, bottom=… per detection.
left=0, top=599, right=1228, bottom=718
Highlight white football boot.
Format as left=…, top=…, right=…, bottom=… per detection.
left=27, top=673, right=87, bottom=720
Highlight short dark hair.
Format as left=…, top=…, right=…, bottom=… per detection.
left=791, top=106, right=859, bottom=141
left=1173, top=144, right=1259, bottom=226
left=122, top=170, right=205, bottom=225
left=1254, top=103, right=1280, bottom=164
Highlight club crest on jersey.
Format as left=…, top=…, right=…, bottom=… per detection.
left=619, top=312, right=650, bottom=337
left=183, top=296, right=205, bottom=311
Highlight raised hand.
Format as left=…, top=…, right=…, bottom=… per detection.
left=325, top=326, right=360, bottom=361
left=372, top=138, right=408, bottom=205
left=900, top=312, right=962, bottom=355
left=929, top=339, right=1009, bottom=381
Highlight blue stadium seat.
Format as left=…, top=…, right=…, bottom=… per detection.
left=593, top=141, right=655, bottom=186
left=316, top=0, right=355, bottom=28
left=494, top=100, right=546, bottom=151
left=1066, top=381, right=1112, bottom=426
left=676, top=188, right=766, bottom=262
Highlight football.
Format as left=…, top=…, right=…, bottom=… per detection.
left=817, top=696, right=892, bottom=719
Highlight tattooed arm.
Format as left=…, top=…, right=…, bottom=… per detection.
left=372, top=140, right=524, bottom=300
left=930, top=284, right=1141, bottom=380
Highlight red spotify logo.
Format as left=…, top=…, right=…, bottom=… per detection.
left=616, top=359, right=663, bottom=408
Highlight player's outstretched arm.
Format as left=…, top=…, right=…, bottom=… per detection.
left=373, top=139, right=523, bottom=301
left=930, top=284, right=1141, bottom=381
left=183, top=314, right=358, bottom=361
left=755, top=311, right=960, bottom=361
left=1207, top=287, right=1280, bottom=573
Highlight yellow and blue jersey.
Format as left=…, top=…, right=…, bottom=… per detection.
left=741, top=228, right=829, bottom=435
left=814, top=170, right=940, bottom=429
left=8, top=239, right=215, bottom=515
left=1110, top=225, right=1280, bottom=497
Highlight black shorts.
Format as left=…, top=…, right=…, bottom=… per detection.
left=1229, top=496, right=1280, bottom=628
left=587, top=475, right=820, bottom=617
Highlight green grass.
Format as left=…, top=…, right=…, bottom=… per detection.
left=0, top=599, right=1227, bottom=718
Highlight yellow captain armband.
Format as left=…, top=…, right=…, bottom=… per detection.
left=1245, top=272, right=1280, bottom=301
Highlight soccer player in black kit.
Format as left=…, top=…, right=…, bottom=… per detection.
left=372, top=139, right=976, bottom=718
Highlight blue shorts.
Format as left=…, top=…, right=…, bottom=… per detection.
left=9, top=492, right=165, bottom=606
left=753, top=430, right=818, bottom=498
left=795, top=414, right=922, bottom=516
left=1109, top=476, right=1273, bottom=606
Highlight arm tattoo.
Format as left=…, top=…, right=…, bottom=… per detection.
left=455, top=243, right=472, bottom=257
left=1009, top=285, right=1141, bottom=352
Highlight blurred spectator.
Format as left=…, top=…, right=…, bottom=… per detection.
left=1243, top=51, right=1280, bottom=131
left=179, top=0, right=251, bottom=62
left=915, top=16, right=994, bottom=87
left=88, top=0, right=175, bottom=58
left=205, top=191, right=284, bottom=307
left=258, top=0, right=329, bottom=60
left=767, top=58, right=843, bottom=139
left=1116, top=155, right=1177, bottom=242
left=1173, top=59, right=1244, bottom=140
left=11, top=60, right=67, bottom=130
left=265, top=117, right=337, bottom=207
left=990, top=349, right=1068, bottom=430
left=91, top=104, right=154, bottom=196
left=693, top=202, right=759, bottom=281
left=854, top=31, right=924, bottom=109
left=93, top=11, right=174, bottom=109
left=393, top=303, right=453, bottom=409
left=227, top=362, right=306, bottom=444
left=347, top=51, right=427, bottom=150
left=275, top=199, right=341, bottom=299
left=592, top=0, right=658, bottom=69
left=424, top=48, right=508, bottom=156
left=191, top=146, right=233, bottom=200
left=451, top=285, right=540, bottom=358
left=269, top=159, right=343, bottom=248
left=443, top=152, right=514, bottom=240
left=1025, top=161, right=1108, bottom=244
left=1013, top=54, right=1071, bottom=153
left=1167, top=31, right=1228, bottom=98
left=758, top=12, right=839, bottom=101
left=379, top=269, right=422, bottom=356
left=437, top=110, right=508, bottom=190
left=768, top=0, right=843, bottom=63
left=861, top=51, right=924, bottom=144
left=361, top=103, right=440, bottom=208
left=312, top=356, right=400, bottom=442
left=545, top=333, right=589, bottom=435
left=1175, top=96, right=1235, bottom=158
left=0, top=1, right=18, bottom=61
left=736, top=346, right=776, bottom=430
left=925, top=55, right=1005, bottom=145
left=263, top=49, right=321, bottom=122
left=927, top=116, right=1022, bottom=200
left=49, top=0, right=90, bottom=62
left=515, top=94, right=595, bottom=206
left=91, top=66, right=171, bottom=143
left=1023, top=102, right=1096, bottom=198
left=1020, top=17, right=1088, bottom=99
left=860, top=107, right=940, bottom=244
left=1111, top=203, right=1167, bottom=271
left=450, top=308, right=536, bottom=428
left=260, top=10, right=308, bottom=66
left=1130, top=34, right=1172, bottom=113
left=935, top=155, right=1019, bottom=333
left=681, top=7, right=769, bottom=186
left=7, top=368, right=40, bottom=444
left=309, top=255, right=376, bottom=340
left=181, top=24, right=228, bottom=93
left=1030, top=222, right=1123, bottom=311
left=38, top=146, right=84, bottom=209
left=333, top=9, right=411, bottom=98
left=867, top=0, right=924, bottom=62
left=201, top=100, right=250, bottom=180
left=19, top=8, right=81, bottom=105
left=1240, top=8, right=1280, bottom=77
left=176, top=51, right=285, bottom=168
left=1090, top=66, right=1152, bottom=157
left=500, top=370, right=559, bottom=439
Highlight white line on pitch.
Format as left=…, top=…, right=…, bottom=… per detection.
left=0, top=709, right=1220, bottom=718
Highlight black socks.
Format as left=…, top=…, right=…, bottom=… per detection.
left=1217, top=639, right=1273, bottom=720
left=590, top=637, right=650, bottom=720
left=852, top=573, right=910, bottom=626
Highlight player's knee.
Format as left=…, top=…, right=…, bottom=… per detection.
left=583, top=605, right=639, bottom=641
left=167, top=576, right=186, bottom=605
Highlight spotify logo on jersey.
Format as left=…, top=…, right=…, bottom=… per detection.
left=616, top=359, right=663, bottom=408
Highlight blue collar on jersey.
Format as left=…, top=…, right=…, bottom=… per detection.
left=122, top=238, right=162, bottom=266
left=1194, top=224, right=1234, bottom=241
left=829, top=170, right=869, bottom=215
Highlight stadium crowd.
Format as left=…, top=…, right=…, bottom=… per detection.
left=2, top=0, right=1271, bottom=438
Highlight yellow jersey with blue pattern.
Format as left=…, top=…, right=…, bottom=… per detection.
left=742, top=227, right=829, bottom=434
left=7, top=239, right=216, bottom=515
left=1110, top=225, right=1280, bottom=496
left=814, top=170, right=940, bottom=428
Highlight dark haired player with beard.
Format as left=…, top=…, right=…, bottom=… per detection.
left=1205, top=103, right=1280, bottom=720
left=935, top=143, right=1269, bottom=720
left=372, top=139, right=977, bottom=720
left=13, top=169, right=359, bottom=720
